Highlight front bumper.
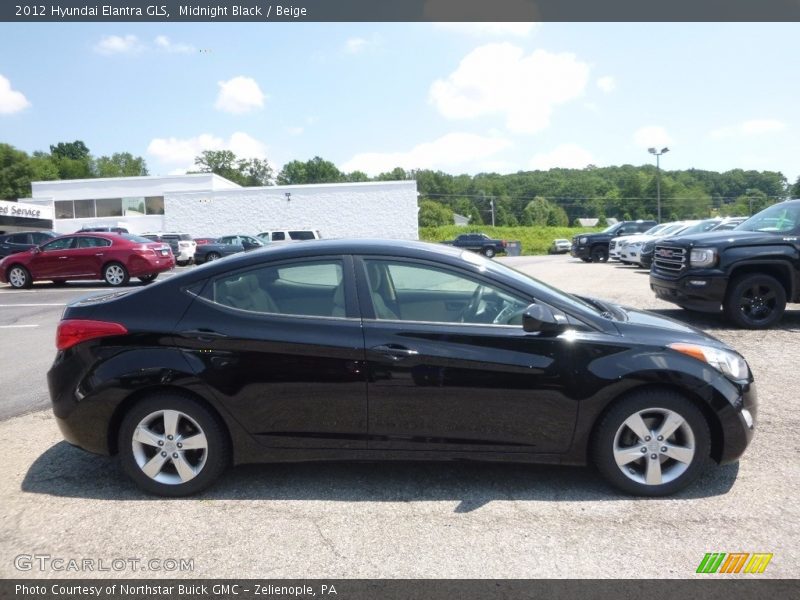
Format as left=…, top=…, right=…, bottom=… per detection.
left=570, top=244, right=591, bottom=259
left=650, top=270, right=728, bottom=312
left=717, top=380, right=757, bottom=464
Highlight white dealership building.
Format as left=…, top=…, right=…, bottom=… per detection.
left=5, top=174, right=419, bottom=240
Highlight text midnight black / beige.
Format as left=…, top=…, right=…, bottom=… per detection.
left=180, top=5, right=309, bottom=18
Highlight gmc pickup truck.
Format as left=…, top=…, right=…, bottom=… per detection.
left=443, top=233, right=507, bottom=258
left=650, top=199, right=800, bottom=328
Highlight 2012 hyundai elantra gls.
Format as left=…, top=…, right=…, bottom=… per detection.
left=47, top=240, right=756, bottom=497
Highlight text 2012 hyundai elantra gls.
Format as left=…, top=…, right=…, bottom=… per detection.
left=48, top=240, right=756, bottom=497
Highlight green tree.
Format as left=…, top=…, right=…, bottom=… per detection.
left=375, top=167, right=410, bottom=181
left=94, top=152, right=149, bottom=177
left=50, top=140, right=90, bottom=161
left=277, top=156, right=344, bottom=185
left=523, top=196, right=552, bottom=226
left=791, top=176, right=800, bottom=198
left=0, top=144, right=31, bottom=199
left=418, top=200, right=453, bottom=227
left=193, top=150, right=273, bottom=186
left=346, top=170, right=370, bottom=182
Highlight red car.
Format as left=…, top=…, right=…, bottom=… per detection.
left=0, top=232, right=175, bottom=289
left=194, top=237, right=217, bottom=246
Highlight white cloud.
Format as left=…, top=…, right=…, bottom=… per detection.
left=0, top=74, right=30, bottom=114
left=429, top=43, right=590, bottom=134
left=633, top=126, right=673, bottom=149
left=710, top=119, right=786, bottom=139
left=93, top=34, right=143, bottom=55
left=342, top=133, right=512, bottom=175
left=147, top=132, right=268, bottom=172
left=154, top=35, right=195, bottom=54
left=529, top=144, right=595, bottom=170
left=214, top=76, right=266, bottom=114
left=597, top=76, right=616, bottom=93
left=434, top=23, right=539, bottom=37
left=344, top=37, right=368, bottom=54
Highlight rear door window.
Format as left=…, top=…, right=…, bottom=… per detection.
left=272, top=232, right=286, bottom=241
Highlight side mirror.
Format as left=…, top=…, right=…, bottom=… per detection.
left=522, top=303, right=566, bottom=334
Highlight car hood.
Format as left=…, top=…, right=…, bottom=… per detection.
left=613, top=304, right=729, bottom=349
left=619, top=233, right=657, bottom=244
left=659, top=229, right=791, bottom=248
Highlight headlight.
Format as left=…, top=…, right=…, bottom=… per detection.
left=690, top=248, right=717, bottom=267
left=669, top=343, right=749, bottom=380
left=579, top=237, right=588, bottom=244
left=642, top=242, right=654, bottom=253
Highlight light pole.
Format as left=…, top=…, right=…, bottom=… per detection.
left=648, top=146, right=670, bottom=222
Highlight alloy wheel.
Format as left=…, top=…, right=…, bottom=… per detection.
left=9, top=267, right=28, bottom=288
left=739, top=283, right=778, bottom=321
left=612, top=407, right=696, bottom=486
left=104, top=265, right=126, bottom=285
left=131, top=410, right=209, bottom=485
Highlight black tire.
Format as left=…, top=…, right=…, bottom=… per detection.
left=176, top=260, right=188, bottom=267
left=592, top=389, right=710, bottom=496
left=205, top=252, right=221, bottom=262
left=580, top=257, right=592, bottom=263
left=724, top=273, right=786, bottom=329
left=139, top=273, right=158, bottom=284
left=7, top=264, right=32, bottom=289
left=118, top=393, right=230, bottom=497
left=590, top=246, right=609, bottom=263
left=482, top=247, right=496, bottom=258
left=102, top=262, right=130, bottom=287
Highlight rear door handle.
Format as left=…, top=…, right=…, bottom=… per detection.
left=179, top=329, right=229, bottom=342
left=370, top=344, right=419, bottom=361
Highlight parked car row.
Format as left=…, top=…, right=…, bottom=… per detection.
left=566, top=204, right=800, bottom=329
left=0, top=228, right=322, bottom=288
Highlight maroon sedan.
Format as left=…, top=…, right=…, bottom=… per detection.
left=0, top=233, right=175, bottom=289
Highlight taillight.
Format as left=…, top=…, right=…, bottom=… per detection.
left=56, top=319, right=128, bottom=350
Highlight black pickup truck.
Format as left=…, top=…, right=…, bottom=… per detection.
left=571, top=220, right=657, bottom=262
left=443, top=233, right=507, bottom=258
left=650, top=199, right=800, bottom=328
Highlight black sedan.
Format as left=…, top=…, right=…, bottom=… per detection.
left=47, top=240, right=756, bottom=497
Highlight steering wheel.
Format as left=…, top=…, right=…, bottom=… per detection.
left=460, top=285, right=485, bottom=323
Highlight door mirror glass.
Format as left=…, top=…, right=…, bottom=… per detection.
left=522, top=303, right=565, bottom=333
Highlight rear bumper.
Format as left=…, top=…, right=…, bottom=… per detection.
left=650, top=271, right=727, bottom=312
left=128, top=254, right=175, bottom=276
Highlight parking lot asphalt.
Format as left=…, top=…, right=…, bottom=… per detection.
left=0, top=256, right=798, bottom=578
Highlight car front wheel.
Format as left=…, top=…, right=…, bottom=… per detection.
left=482, top=247, right=496, bottom=258
left=205, top=252, right=221, bottom=262
left=103, top=262, right=130, bottom=287
left=593, top=389, right=710, bottom=496
left=591, top=246, right=609, bottom=263
left=724, top=273, right=786, bottom=329
left=7, top=265, right=32, bottom=289
left=118, top=394, right=230, bottom=496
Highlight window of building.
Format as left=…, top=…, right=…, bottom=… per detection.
left=55, top=201, right=74, bottom=219
left=96, top=198, right=123, bottom=218
left=123, top=197, right=146, bottom=216
left=74, top=199, right=95, bottom=219
left=145, top=196, right=165, bottom=215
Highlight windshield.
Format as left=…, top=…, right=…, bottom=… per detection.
left=736, top=202, right=800, bottom=233
left=462, top=251, right=601, bottom=316
left=602, top=223, right=620, bottom=233
left=678, top=220, right=721, bottom=235
left=643, top=224, right=668, bottom=235
left=121, top=234, right=160, bottom=244
left=658, top=223, right=688, bottom=236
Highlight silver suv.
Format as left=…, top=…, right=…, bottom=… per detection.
left=257, top=229, right=321, bottom=243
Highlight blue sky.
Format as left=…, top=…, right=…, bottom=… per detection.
left=1, top=22, right=798, bottom=183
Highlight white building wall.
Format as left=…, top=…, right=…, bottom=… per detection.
left=31, top=173, right=240, bottom=202
left=164, top=181, right=419, bottom=240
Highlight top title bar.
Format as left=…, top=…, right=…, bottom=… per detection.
left=3, top=0, right=800, bottom=22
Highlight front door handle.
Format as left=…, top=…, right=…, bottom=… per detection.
left=370, top=344, right=419, bottom=361
left=178, top=329, right=229, bottom=342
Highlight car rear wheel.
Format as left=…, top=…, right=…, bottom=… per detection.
left=591, top=246, right=609, bottom=263
left=139, top=273, right=158, bottom=284
left=103, top=262, right=130, bottom=287
left=118, top=394, right=230, bottom=497
left=7, top=265, right=32, bottom=289
left=205, top=252, right=221, bottom=262
left=482, top=247, right=496, bottom=258
left=724, top=274, right=786, bottom=329
left=593, top=389, right=710, bottom=496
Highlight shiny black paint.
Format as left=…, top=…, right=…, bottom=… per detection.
left=48, top=239, right=756, bottom=469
